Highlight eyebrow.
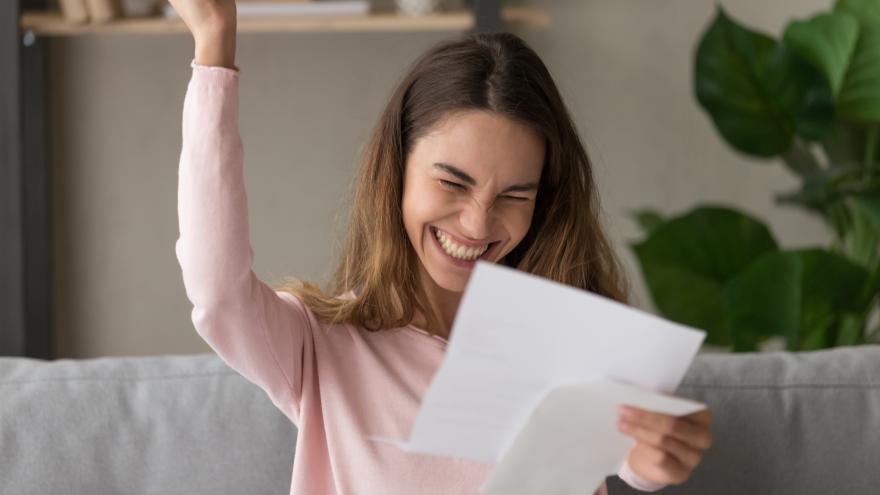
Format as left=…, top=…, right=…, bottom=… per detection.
left=433, top=162, right=539, bottom=193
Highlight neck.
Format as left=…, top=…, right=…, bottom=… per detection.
left=413, top=266, right=462, bottom=340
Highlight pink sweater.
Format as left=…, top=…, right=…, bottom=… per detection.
left=175, top=62, right=665, bottom=495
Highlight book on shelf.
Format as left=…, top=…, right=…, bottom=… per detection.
left=84, top=0, right=118, bottom=23
left=57, top=0, right=89, bottom=24
left=162, top=1, right=371, bottom=19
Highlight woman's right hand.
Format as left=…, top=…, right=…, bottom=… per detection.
left=166, top=0, right=238, bottom=69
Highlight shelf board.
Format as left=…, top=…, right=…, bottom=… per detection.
left=20, top=7, right=550, bottom=36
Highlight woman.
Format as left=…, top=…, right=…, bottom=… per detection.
left=170, top=1, right=713, bottom=493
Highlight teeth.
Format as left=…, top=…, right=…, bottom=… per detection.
left=434, top=229, right=488, bottom=261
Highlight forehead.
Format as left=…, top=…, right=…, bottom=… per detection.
left=413, top=110, right=545, bottom=179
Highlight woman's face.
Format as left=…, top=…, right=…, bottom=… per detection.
left=402, top=110, right=546, bottom=292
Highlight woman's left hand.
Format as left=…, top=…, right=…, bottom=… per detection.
left=617, top=405, right=713, bottom=486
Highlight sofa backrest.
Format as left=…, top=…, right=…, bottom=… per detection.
left=2, top=346, right=879, bottom=494
left=0, top=354, right=295, bottom=495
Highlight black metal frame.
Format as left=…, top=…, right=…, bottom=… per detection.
left=472, top=0, right=502, bottom=33
left=1, top=0, right=52, bottom=358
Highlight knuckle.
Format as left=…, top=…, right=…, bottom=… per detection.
left=658, top=452, right=679, bottom=470
left=658, top=432, right=676, bottom=450
left=670, top=419, right=688, bottom=436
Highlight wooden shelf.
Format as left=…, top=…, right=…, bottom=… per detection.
left=20, top=7, right=550, bottom=36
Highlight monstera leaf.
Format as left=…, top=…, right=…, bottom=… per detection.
left=631, top=206, right=872, bottom=351
left=784, top=1, right=880, bottom=123
left=631, top=206, right=778, bottom=346
left=726, top=249, right=869, bottom=351
left=694, top=7, right=834, bottom=157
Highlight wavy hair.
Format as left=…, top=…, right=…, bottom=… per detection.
left=275, top=32, right=629, bottom=333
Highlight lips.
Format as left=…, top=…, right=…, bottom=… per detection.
left=429, top=226, right=499, bottom=266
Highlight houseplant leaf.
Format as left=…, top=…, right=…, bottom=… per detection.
left=631, top=206, right=779, bottom=346
left=630, top=209, right=665, bottom=236
left=726, top=248, right=869, bottom=351
left=836, top=27, right=880, bottom=122
left=783, top=12, right=859, bottom=97
left=834, top=0, right=880, bottom=122
left=694, top=7, right=834, bottom=157
left=725, top=251, right=801, bottom=351
left=796, top=248, right=870, bottom=349
left=835, top=0, right=880, bottom=25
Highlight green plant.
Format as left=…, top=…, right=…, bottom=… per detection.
left=631, top=0, right=880, bottom=352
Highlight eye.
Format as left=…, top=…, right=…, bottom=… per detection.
left=500, top=195, right=531, bottom=202
left=438, top=179, right=466, bottom=191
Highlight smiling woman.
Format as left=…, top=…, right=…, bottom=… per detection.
left=282, top=34, right=628, bottom=336
left=171, top=0, right=687, bottom=492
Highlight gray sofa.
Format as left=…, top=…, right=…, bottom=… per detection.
left=1, top=346, right=878, bottom=494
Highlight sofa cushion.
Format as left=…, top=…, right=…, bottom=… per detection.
left=0, top=353, right=295, bottom=495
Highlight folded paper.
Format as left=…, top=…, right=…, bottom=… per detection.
left=481, top=376, right=706, bottom=495
left=367, top=262, right=707, bottom=491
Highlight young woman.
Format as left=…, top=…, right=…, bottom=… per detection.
left=170, top=1, right=713, bottom=494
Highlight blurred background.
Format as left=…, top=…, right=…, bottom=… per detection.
left=3, top=0, right=849, bottom=358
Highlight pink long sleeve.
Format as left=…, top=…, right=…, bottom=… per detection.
left=174, top=62, right=666, bottom=495
left=175, top=61, right=311, bottom=425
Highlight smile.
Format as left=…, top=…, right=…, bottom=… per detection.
left=431, top=227, right=492, bottom=261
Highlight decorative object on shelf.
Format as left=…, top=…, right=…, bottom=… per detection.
left=84, top=0, right=119, bottom=23
left=395, top=0, right=444, bottom=16
left=57, top=0, right=89, bottom=23
left=119, top=0, right=161, bottom=17
left=630, top=0, right=880, bottom=352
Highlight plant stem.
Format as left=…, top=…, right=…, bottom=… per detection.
left=864, top=124, right=878, bottom=183
left=781, top=139, right=822, bottom=177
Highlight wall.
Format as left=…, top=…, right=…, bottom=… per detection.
left=49, top=0, right=832, bottom=357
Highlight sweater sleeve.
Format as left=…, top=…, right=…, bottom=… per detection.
left=617, top=458, right=667, bottom=492
left=175, top=61, right=311, bottom=425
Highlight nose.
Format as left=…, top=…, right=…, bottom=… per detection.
left=459, top=196, right=493, bottom=241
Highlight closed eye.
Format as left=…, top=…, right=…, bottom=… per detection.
left=439, top=179, right=531, bottom=202
left=438, top=179, right=466, bottom=190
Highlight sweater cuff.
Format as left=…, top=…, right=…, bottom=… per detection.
left=617, top=458, right=667, bottom=492
left=190, top=59, right=240, bottom=77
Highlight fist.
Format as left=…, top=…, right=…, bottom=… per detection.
left=166, top=0, right=237, bottom=41
left=617, top=405, right=713, bottom=486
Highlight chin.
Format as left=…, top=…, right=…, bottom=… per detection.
left=423, top=266, right=471, bottom=293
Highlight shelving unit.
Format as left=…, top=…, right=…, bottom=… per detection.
left=1, top=0, right=551, bottom=358
left=20, top=6, right=550, bottom=35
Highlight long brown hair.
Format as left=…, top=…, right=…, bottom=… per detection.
left=275, top=32, right=629, bottom=333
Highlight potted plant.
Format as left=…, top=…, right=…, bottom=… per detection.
left=631, top=0, right=880, bottom=352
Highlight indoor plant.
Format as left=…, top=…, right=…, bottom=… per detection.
left=631, top=0, right=880, bottom=351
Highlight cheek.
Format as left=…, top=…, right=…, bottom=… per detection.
left=508, top=204, right=537, bottom=242
left=402, top=181, right=448, bottom=238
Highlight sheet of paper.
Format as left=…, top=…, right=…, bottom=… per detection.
left=481, top=376, right=706, bottom=495
left=368, top=262, right=706, bottom=477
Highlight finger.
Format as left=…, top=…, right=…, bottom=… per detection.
left=619, top=419, right=703, bottom=469
left=629, top=442, right=691, bottom=485
left=683, top=408, right=712, bottom=426
left=619, top=406, right=712, bottom=450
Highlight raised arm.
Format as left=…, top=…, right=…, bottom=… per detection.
left=171, top=0, right=311, bottom=425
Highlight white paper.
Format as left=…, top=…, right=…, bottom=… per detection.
left=481, top=377, right=706, bottom=495
left=368, top=262, right=706, bottom=490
